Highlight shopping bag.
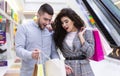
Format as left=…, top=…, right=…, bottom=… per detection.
left=32, top=64, right=44, bottom=76
left=32, top=54, right=44, bottom=76
left=99, top=30, right=112, bottom=55
left=45, top=59, right=66, bottom=76
left=45, top=49, right=66, bottom=76
left=90, top=29, right=104, bottom=61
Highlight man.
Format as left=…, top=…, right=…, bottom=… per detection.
left=15, top=3, right=59, bottom=76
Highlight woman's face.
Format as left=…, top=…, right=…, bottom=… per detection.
left=61, top=16, right=77, bottom=32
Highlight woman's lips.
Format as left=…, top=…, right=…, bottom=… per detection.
left=65, top=27, right=68, bottom=30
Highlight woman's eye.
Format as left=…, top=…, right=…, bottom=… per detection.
left=65, top=21, right=68, bottom=23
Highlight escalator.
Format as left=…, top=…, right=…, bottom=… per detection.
left=77, top=0, right=120, bottom=59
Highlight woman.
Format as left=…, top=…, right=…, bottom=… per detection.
left=53, top=8, right=95, bottom=76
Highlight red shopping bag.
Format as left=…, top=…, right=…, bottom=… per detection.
left=91, top=29, right=104, bottom=61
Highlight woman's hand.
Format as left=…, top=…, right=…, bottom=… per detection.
left=46, top=24, right=53, bottom=32
left=65, top=64, right=73, bottom=75
left=78, top=26, right=86, bottom=36
left=78, top=26, right=86, bottom=45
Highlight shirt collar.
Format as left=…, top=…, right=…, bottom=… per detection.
left=32, top=20, right=39, bottom=28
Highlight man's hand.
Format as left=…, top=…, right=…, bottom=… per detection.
left=32, top=49, right=41, bottom=60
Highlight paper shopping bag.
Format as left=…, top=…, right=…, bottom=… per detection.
left=32, top=64, right=44, bottom=76
left=91, top=29, right=104, bottom=61
left=45, top=59, right=66, bottom=76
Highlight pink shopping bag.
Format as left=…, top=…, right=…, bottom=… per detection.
left=99, top=31, right=112, bottom=55
left=91, top=29, right=104, bottom=61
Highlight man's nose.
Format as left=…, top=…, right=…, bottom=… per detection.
left=46, top=20, right=50, bottom=25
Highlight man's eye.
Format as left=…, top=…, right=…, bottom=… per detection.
left=44, top=18, right=51, bottom=22
left=44, top=18, right=48, bottom=20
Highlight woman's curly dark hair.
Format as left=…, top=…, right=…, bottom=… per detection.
left=53, top=8, right=85, bottom=50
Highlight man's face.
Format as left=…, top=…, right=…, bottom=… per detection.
left=37, top=12, right=52, bottom=30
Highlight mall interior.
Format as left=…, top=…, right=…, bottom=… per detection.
left=0, top=0, right=120, bottom=76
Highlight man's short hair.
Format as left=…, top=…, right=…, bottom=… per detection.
left=38, top=3, right=54, bottom=15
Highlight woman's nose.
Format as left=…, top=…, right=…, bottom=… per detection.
left=62, top=23, right=66, bottom=27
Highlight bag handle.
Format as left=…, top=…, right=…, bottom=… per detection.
left=37, top=50, right=65, bottom=67
left=37, top=53, right=41, bottom=64
left=37, top=49, right=64, bottom=61
left=37, top=51, right=51, bottom=64
left=41, top=52, right=51, bottom=60
left=57, top=49, right=65, bottom=60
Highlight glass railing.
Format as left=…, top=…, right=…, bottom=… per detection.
left=81, top=0, right=120, bottom=46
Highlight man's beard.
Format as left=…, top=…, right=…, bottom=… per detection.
left=38, top=22, right=44, bottom=30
